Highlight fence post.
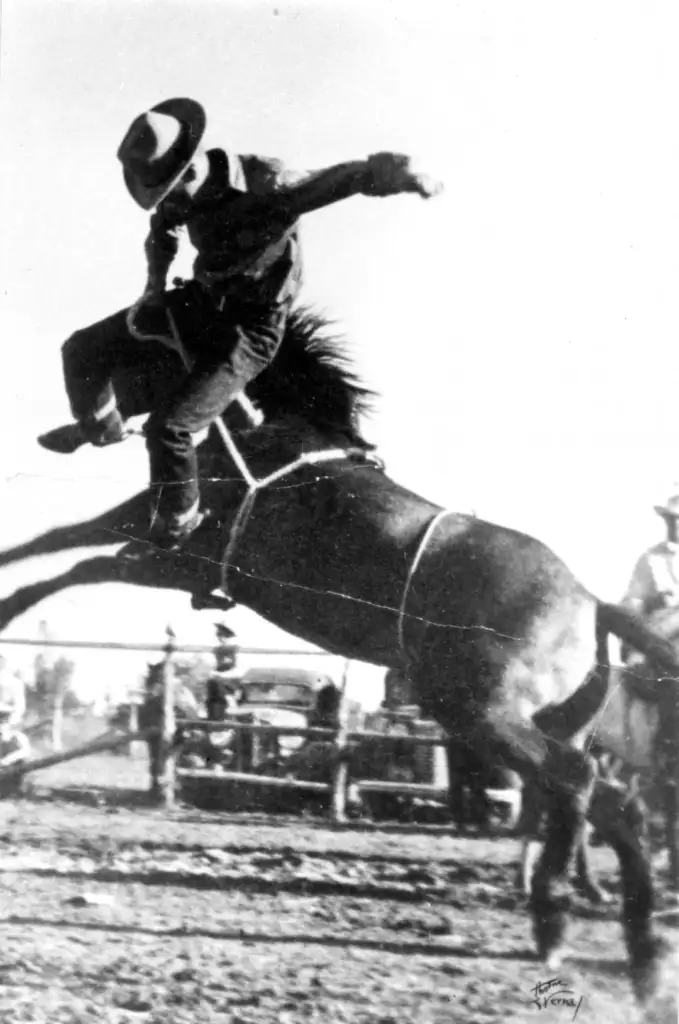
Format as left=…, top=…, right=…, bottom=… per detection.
left=160, top=626, right=177, bottom=809
left=330, top=659, right=351, bottom=824
left=51, top=690, right=64, bottom=752
left=128, top=701, right=143, bottom=757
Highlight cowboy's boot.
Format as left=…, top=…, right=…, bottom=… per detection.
left=149, top=498, right=207, bottom=552
left=38, top=409, right=126, bottom=454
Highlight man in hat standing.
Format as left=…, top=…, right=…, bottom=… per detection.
left=0, top=656, right=26, bottom=727
left=38, top=97, right=442, bottom=548
left=622, top=489, right=679, bottom=617
left=0, top=706, right=31, bottom=798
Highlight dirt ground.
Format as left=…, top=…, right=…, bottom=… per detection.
left=0, top=754, right=677, bottom=1024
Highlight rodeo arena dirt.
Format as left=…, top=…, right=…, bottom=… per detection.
left=0, top=633, right=676, bottom=1024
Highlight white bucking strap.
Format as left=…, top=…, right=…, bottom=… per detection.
left=397, top=509, right=452, bottom=658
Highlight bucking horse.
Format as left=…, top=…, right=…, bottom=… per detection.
left=0, top=308, right=678, bottom=1004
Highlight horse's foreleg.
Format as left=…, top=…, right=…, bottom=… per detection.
left=0, top=492, right=149, bottom=569
left=0, top=553, right=189, bottom=632
left=0, top=557, right=130, bottom=630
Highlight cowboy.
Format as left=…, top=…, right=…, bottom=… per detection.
left=622, top=489, right=679, bottom=617
left=38, top=98, right=443, bottom=548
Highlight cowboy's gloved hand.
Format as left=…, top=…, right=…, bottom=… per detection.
left=364, top=152, right=443, bottom=199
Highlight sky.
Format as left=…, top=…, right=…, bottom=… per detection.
left=1, top=1, right=678, bottom=707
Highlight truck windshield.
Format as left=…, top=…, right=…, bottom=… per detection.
left=240, top=683, right=312, bottom=707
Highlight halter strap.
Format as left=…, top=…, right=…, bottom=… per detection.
left=397, top=509, right=452, bottom=659
left=220, top=442, right=368, bottom=594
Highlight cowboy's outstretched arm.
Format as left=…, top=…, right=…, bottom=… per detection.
left=144, top=210, right=180, bottom=295
left=279, top=153, right=443, bottom=217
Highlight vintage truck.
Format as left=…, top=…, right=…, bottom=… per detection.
left=224, top=666, right=344, bottom=768
left=179, top=666, right=362, bottom=806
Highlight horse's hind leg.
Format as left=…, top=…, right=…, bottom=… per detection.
left=446, top=740, right=492, bottom=833
left=475, top=703, right=597, bottom=967
left=497, top=710, right=663, bottom=997
left=527, top=745, right=597, bottom=966
left=419, top=677, right=593, bottom=965
left=571, top=828, right=610, bottom=904
left=586, top=778, right=663, bottom=1003
left=516, top=787, right=608, bottom=906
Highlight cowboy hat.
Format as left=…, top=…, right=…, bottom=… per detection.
left=654, top=491, right=679, bottom=518
left=117, top=98, right=206, bottom=210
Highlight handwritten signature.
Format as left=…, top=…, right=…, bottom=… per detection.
left=528, top=978, right=584, bottom=1020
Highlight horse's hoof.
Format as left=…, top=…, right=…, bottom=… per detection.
left=532, top=902, right=567, bottom=969
left=630, top=935, right=668, bottom=1006
left=543, top=949, right=564, bottom=971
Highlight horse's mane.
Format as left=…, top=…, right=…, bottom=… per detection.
left=246, top=307, right=377, bottom=448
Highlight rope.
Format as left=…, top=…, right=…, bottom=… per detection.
left=221, top=447, right=368, bottom=595
left=397, top=509, right=452, bottom=658
left=123, top=292, right=378, bottom=599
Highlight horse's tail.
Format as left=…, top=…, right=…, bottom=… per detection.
left=598, top=601, right=679, bottom=675
left=597, top=600, right=679, bottom=890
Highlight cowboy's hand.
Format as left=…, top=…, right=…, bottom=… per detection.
left=364, top=152, right=443, bottom=199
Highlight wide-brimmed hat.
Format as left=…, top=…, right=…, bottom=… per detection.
left=117, top=98, right=206, bottom=210
left=654, top=491, right=679, bottom=518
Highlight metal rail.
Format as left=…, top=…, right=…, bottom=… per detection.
left=0, top=637, right=328, bottom=656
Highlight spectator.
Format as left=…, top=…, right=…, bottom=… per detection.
left=0, top=657, right=26, bottom=726
left=0, top=705, right=31, bottom=797
left=622, top=488, right=679, bottom=617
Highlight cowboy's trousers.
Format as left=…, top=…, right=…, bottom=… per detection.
left=60, top=283, right=288, bottom=521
